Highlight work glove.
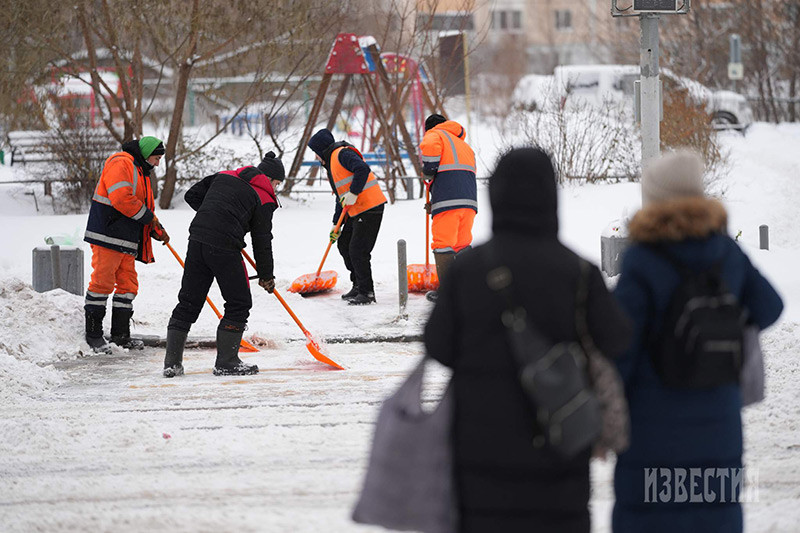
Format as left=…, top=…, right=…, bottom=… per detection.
left=151, top=216, right=170, bottom=244
left=424, top=202, right=431, bottom=215
left=340, top=191, right=358, bottom=207
left=259, top=277, right=275, bottom=293
left=330, top=226, right=341, bottom=243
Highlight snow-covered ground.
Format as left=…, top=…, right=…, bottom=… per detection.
left=1, top=121, right=799, bottom=532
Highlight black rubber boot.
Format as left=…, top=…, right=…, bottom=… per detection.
left=85, top=306, right=111, bottom=354
left=110, top=307, right=144, bottom=350
left=341, top=285, right=359, bottom=300
left=426, top=251, right=456, bottom=303
left=163, top=327, right=188, bottom=378
left=348, top=291, right=376, bottom=305
left=213, top=322, right=258, bottom=376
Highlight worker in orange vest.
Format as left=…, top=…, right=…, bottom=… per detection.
left=419, top=114, right=478, bottom=302
left=84, top=136, right=169, bottom=353
left=308, top=128, right=387, bottom=305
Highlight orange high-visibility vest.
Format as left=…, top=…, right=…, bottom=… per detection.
left=85, top=152, right=156, bottom=263
left=419, top=121, right=477, bottom=216
left=330, top=146, right=387, bottom=216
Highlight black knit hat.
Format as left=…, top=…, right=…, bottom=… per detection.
left=307, top=129, right=335, bottom=159
left=257, top=151, right=285, bottom=181
left=424, top=114, right=447, bottom=132
left=490, top=147, right=559, bottom=237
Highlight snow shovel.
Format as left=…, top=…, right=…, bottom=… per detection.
left=164, top=242, right=258, bottom=353
left=242, top=250, right=344, bottom=370
left=288, top=206, right=350, bottom=295
left=407, top=181, right=438, bottom=293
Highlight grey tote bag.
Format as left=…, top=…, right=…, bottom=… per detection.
left=352, top=357, right=456, bottom=533
left=741, top=325, right=765, bottom=407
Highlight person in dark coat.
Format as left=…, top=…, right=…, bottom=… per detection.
left=307, top=128, right=387, bottom=305
left=424, top=147, right=633, bottom=533
left=612, top=149, right=783, bottom=533
left=162, top=152, right=285, bottom=377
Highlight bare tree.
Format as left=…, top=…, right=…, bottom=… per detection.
left=602, top=0, right=800, bottom=123
left=3, top=0, right=342, bottom=207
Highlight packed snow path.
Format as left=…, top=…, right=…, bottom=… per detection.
left=2, top=325, right=799, bottom=532
left=0, top=342, right=444, bottom=532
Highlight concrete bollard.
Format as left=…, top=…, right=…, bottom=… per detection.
left=50, top=245, right=62, bottom=289
left=397, top=239, right=408, bottom=319
left=32, top=246, right=84, bottom=296
left=759, top=225, right=769, bottom=250
left=601, top=235, right=629, bottom=277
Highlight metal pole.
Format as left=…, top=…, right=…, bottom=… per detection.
left=640, top=13, right=661, bottom=201
left=462, top=32, right=472, bottom=139
left=759, top=225, right=769, bottom=250
left=50, top=245, right=62, bottom=290
left=397, top=239, right=408, bottom=319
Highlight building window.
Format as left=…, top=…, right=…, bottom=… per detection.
left=512, top=10, right=522, bottom=29
left=490, top=9, right=523, bottom=32
left=555, top=9, right=572, bottom=31
left=419, top=12, right=475, bottom=32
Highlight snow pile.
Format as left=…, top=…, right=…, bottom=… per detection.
left=0, top=277, right=87, bottom=363
left=0, top=353, right=63, bottom=403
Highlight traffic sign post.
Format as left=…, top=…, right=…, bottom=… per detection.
left=611, top=0, right=691, bottom=202
left=728, top=34, right=744, bottom=90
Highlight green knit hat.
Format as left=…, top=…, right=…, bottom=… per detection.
left=139, top=136, right=165, bottom=158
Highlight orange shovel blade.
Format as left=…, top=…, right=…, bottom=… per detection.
left=288, top=270, right=338, bottom=294
left=304, top=335, right=345, bottom=370
left=239, top=339, right=259, bottom=353
left=407, top=264, right=439, bottom=293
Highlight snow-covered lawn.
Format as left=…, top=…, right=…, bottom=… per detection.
left=1, top=122, right=799, bottom=532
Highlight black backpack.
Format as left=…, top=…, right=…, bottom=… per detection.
left=650, top=247, right=746, bottom=389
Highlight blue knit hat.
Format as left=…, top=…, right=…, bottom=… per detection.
left=308, top=129, right=335, bottom=159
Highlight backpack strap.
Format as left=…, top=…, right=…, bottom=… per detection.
left=575, top=259, right=599, bottom=359
left=482, top=242, right=547, bottom=369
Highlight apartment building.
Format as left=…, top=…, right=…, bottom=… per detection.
left=416, top=0, right=617, bottom=73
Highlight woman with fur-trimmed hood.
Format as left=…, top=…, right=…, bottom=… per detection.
left=612, top=150, right=783, bottom=533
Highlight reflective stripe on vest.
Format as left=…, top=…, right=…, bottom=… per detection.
left=94, top=154, right=138, bottom=202
left=331, top=147, right=386, bottom=216
left=431, top=199, right=479, bottom=211
left=84, top=230, right=138, bottom=252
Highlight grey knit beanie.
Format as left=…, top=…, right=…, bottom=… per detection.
left=641, top=149, right=706, bottom=207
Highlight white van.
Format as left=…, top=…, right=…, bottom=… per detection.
left=513, top=64, right=753, bottom=132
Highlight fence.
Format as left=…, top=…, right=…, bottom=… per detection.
left=747, top=96, right=800, bottom=123
left=217, top=113, right=291, bottom=137
left=8, top=130, right=117, bottom=167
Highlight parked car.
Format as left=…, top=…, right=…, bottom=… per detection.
left=513, top=64, right=753, bottom=132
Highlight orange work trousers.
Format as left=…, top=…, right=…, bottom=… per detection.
left=88, top=244, right=139, bottom=297
left=432, top=208, right=476, bottom=254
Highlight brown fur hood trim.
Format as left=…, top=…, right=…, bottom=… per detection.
left=628, top=197, right=728, bottom=243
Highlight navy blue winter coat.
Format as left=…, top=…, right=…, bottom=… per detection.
left=612, top=196, right=783, bottom=533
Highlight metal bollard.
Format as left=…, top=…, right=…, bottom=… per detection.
left=759, top=225, right=769, bottom=250
left=404, top=177, right=414, bottom=200
left=397, top=239, right=408, bottom=319
left=50, top=245, right=62, bottom=289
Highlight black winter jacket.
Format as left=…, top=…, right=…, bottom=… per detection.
left=424, top=148, right=632, bottom=533
left=185, top=166, right=277, bottom=280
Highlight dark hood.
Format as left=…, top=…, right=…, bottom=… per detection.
left=490, top=147, right=558, bottom=238
left=121, top=140, right=154, bottom=174
left=218, top=166, right=278, bottom=206
left=320, top=140, right=354, bottom=169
